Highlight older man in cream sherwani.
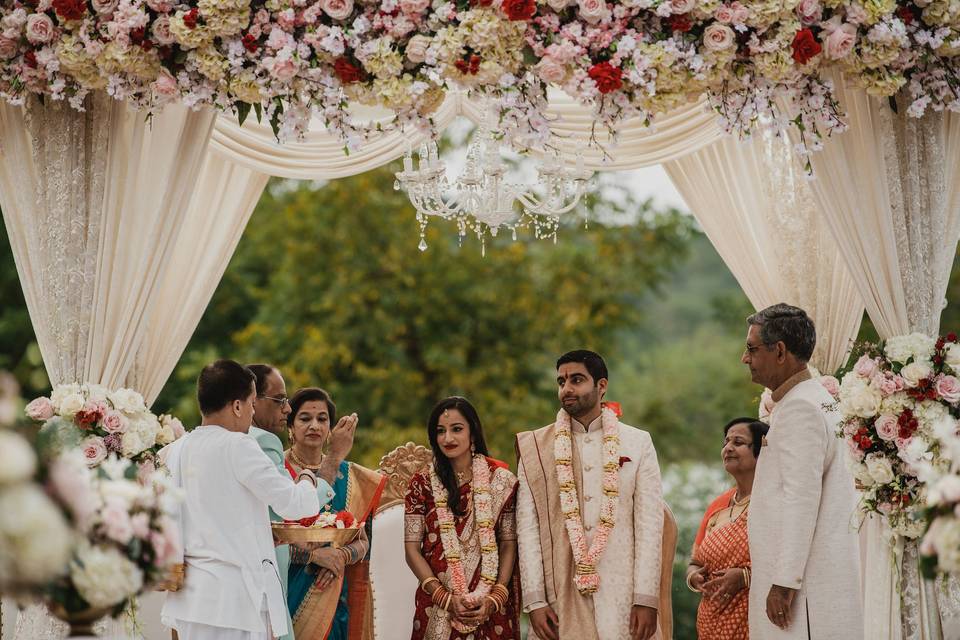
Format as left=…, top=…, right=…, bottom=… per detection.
left=742, top=305, right=862, bottom=640
left=516, top=350, right=664, bottom=640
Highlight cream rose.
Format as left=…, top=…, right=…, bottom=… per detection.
left=703, top=23, right=735, bottom=51
left=936, top=375, right=960, bottom=403
left=841, top=385, right=882, bottom=419
left=152, top=15, right=176, bottom=45
left=25, top=13, right=54, bottom=45
left=901, top=361, right=933, bottom=388
left=669, top=0, right=697, bottom=12
left=321, top=0, right=354, bottom=21
left=865, top=453, right=895, bottom=485
left=405, top=34, right=431, bottom=63
left=58, top=392, right=85, bottom=418
left=577, top=0, right=608, bottom=23
left=535, top=55, right=567, bottom=83
left=110, top=388, right=146, bottom=415
left=874, top=414, right=899, bottom=441
left=547, top=0, right=573, bottom=9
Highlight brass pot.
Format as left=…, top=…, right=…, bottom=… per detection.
left=48, top=602, right=113, bottom=637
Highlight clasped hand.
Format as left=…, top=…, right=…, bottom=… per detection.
left=450, top=595, right=494, bottom=628
left=306, top=545, right=345, bottom=592
left=701, top=568, right=745, bottom=611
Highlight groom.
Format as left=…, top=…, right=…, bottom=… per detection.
left=741, top=304, right=862, bottom=639
left=516, top=350, right=664, bottom=640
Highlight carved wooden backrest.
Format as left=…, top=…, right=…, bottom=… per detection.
left=376, top=442, right=432, bottom=513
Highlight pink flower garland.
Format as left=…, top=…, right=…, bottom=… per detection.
left=554, top=407, right=620, bottom=594
left=430, top=454, right=499, bottom=633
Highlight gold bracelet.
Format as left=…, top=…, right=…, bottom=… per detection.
left=421, top=577, right=440, bottom=593
left=485, top=595, right=500, bottom=614
left=443, top=592, right=452, bottom=611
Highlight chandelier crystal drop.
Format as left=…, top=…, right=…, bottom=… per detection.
left=395, top=119, right=594, bottom=253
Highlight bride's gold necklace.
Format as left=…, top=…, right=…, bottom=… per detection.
left=289, top=447, right=323, bottom=470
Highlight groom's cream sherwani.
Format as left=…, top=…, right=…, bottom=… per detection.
left=516, top=412, right=664, bottom=640
left=749, top=371, right=863, bottom=640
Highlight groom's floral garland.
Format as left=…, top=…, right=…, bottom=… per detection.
left=836, top=333, right=960, bottom=539
left=555, top=406, right=619, bottom=595
left=1, top=0, right=959, bottom=164
left=430, top=454, right=498, bottom=633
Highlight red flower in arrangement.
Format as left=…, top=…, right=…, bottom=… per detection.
left=502, top=0, right=536, bottom=21
left=618, top=456, right=632, bottom=467
left=470, top=0, right=494, bottom=7
left=334, top=57, right=364, bottom=84
left=896, top=5, right=915, bottom=23
left=183, top=8, right=200, bottom=29
left=906, top=378, right=938, bottom=401
left=602, top=401, right=623, bottom=417
left=23, top=50, right=37, bottom=69
left=588, top=61, right=622, bottom=94
left=242, top=33, right=259, bottom=53
left=75, top=407, right=103, bottom=431
left=898, top=409, right=920, bottom=439
left=666, top=13, right=692, bottom=32
left=791, top=28, right=821, bottom=65
left=294, top=514, right=320, bottom=527
left=948, top=332, right=958, bottom=342
left=455, top=55, right=482, bottom=75
left=52, top=0, right=87, bottom=21
left=335, top=511, right=356, bottom=527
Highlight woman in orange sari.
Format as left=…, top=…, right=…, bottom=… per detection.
left=687, top=417, right=769, bottom=640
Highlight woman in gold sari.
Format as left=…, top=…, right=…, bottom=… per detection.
left=285, top=387, right=387, bottom=640
left=687, top=417, right=769, bottom=640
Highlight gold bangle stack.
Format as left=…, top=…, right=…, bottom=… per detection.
left=741, top=567, right=751, bottom=589
left=431, top=584, right=452, bottom=611
left=485, top=584, right=509, bottom=613
left=420, top=577, right=440, bottom=593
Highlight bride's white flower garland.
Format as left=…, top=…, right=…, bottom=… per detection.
left=430, top=454, right=499, bottom=632
left=555, top=407, right=620, bottom=595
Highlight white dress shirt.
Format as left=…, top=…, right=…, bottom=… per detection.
left=161, top=426, right=326, bottom=637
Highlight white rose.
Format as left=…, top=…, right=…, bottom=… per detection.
left=546, top=0, right=573, bottom=9
left=121, top=430, right=146, bottom=458
left=58, top=392, right=85, bottom=418
left=90, top=0, right=119, bottom=15
left=865, top=453, right=895, bottom=485
left=155, top=420, right=175, bottom=446
left=577, top=0, right=608, bottom=23
left=50, top=383, right=81, bottom=407
left=70, top=542, right=143, bottom=608
left=109, top=388, right=146, bottom=415
left=849, top=459, right=876, bottom=486
left=0, top=432, right=37, bottom=484
left=0, top=484, right=73, bottom=586
left=841, top=385, right=881, bottom=419
left=405, top=33, right=431, bottom=63
left=702, top=23, right=735, bottom=50
left=901, top=362, right=933, bottom=388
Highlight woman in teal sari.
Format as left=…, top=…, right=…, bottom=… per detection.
left=284, top=387, right=386, bottom=640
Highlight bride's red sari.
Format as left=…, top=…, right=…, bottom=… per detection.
left=404, top=456, right=520, bottom=640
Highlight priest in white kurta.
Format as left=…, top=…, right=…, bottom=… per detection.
left=516, top=351, right=664, bottom=640
left=742, top=305, right=862, bottom=640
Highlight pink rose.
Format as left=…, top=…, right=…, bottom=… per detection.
left=577, top=0, right=607, bottom=24
left=845, top=3, right=867, bottom=24
left=81, top=436, right=108, bottom=467
left=846, top=436, right=865, bottom=461
left=796, top=0, right=822, bottom=24
left=276, top=8, right=296, bottom=30
left=936, top=375, right=960, bottom=403
left=875, top=414, right=899, bottom=441
left=535, top=55, right=567, bottom=83
left=145, top=0, right=173, bottom=12
left=0, top=37, right=18, bottom=60
left=320, top=0, right=354, bottom=21
left=101, top=502, right=134, bottom=544
left=151, top=517, right=182, bottom=568
left=669, top=0, right=696, bottom=14
left=399, top=0, right=430, bottom=14
left=703, top=23, right=735, bottom=51
left=25, top=396, right=55, bottom=421
left=25, top=13, right=54, bottom=44
left=820, top=375, right=840, bottom=398
left=730, top=2, right=749, bottom=22
left=90, top=0, right=118, bottom=15
left=130, top=512, right=151, bottom=539
left=405, top=33, right=431, bottom=63
left=714, top=4, right=735, bottom=22
left=152, top=15, right=175, bottom=45
left=101, top=409, right=128, bottom=434
left=854, top=354, right=878, bottom=379
left=151, top=70, right=179, bottom=102
left=824, top=22, right=857, bottom=60
left=895, top=436, right=912, bottom=451
left=873, top=372, right=903, bottom=396
left=269, top=57, right=298, bottom=81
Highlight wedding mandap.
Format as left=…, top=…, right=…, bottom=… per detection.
left=1, top=0, right=960, bottom=637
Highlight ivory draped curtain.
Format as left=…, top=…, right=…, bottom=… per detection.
left=664, top=131, right=863, bottom=374
left=802, top=74, right=960, bottom=640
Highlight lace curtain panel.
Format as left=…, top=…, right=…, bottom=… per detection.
left=664, top=131, right=863, bottom=374
left=804, top=75, right=960, bottom=640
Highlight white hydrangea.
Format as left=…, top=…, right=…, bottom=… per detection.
left=0, top=484, right=74, bottom=586
left=70, top=542, right=143, bottom=608
left=121, top=416, right=158, bottom=457
left=884, top=333, right=936, bottom=365
left=0, top=432, right=37, bottom=485
left=865, top=454, right=895, bottom=485
left=840, top=384, right=882, bottom=419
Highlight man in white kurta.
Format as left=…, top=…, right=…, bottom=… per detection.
left=516, top=350, right=664, bottom=640
left=161, top=359, right=326, bottom=640
left=742, top=305, right=863, bottom=640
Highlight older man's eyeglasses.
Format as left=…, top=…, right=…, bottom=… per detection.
left=744, top=342, right=773, bottom=355
left=259, top=395, right=290, bottom=407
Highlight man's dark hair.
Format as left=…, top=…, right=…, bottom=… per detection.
left=723, top=417, right=770, bottom=459
left=247, top=364, right=277, bottom=396
left=556, top=350, right=609, bottom=384
left=746, top=304, right=816, bottom=363
left=197, top=359, right=256, bottom=415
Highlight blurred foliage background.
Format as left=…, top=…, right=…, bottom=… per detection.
left=6, top=156, right=960, bottom=638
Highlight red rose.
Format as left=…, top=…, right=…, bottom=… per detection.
left=588, top=61, right=622, bottom=94
left=183, top=8, right=199, bottom=29
left=666, top=13, right=692, bottom=32
left=335, top=511, right=356, bottom=527
left=242, top=33, right=259, bottom=53
left=791, top=28, right=821, bottom=65
left=334, top=57, right=364, bottom=84
left=53, top=0, right=87, bottom=21
left=896, top=6, right=914, bottom=23
left=23, top=50, right=37, bottom=68
left=948, top=332, right=958, bottom=342
left=502, top=0, right=536, bottom=21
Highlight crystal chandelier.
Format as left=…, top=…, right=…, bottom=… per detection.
left=394, top=120, right=594, bottom=252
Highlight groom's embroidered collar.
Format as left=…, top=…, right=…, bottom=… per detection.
left=571, top=415, right=603, bottom=433
left=771, top=368, right=813, bottom=403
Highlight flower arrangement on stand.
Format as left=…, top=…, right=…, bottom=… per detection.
left=0, top=0, right=958, bottom=163
left=836, top=333, right=960, bottom=539
left=25, top=383, right=185, bottom=471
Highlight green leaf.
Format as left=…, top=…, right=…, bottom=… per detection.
left=237, top=102, right=252, bottom=127
left=254, top=102, right=263, bottom=123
